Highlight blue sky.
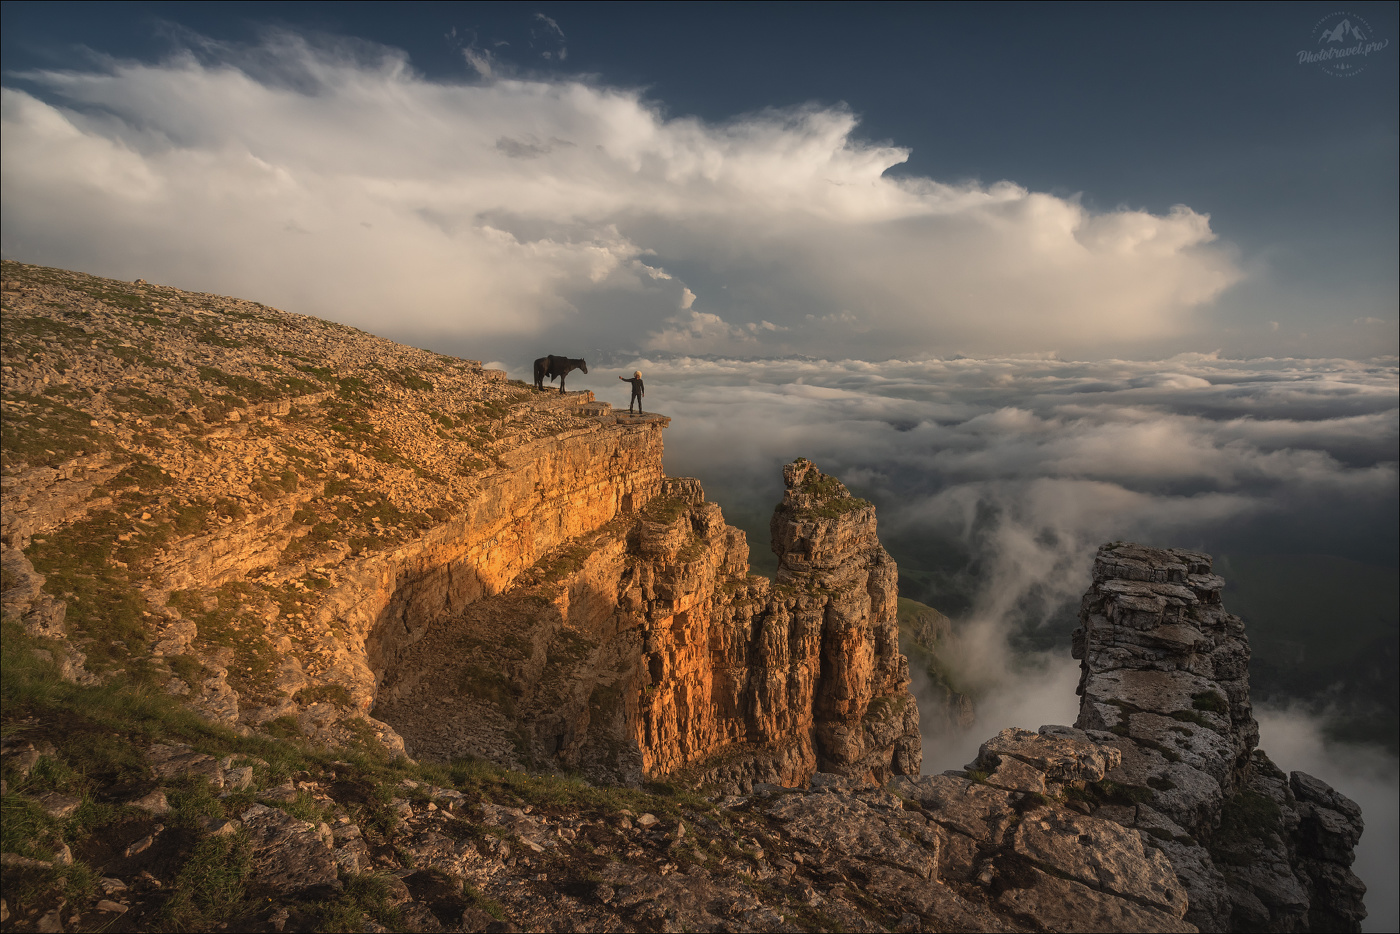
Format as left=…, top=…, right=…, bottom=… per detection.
left=2, top=1, right=1396, bottom=361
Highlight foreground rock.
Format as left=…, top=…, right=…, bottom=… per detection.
left=1, top=730, right=1190, bottom=934
left=1072, top=543, right=1366, bottom=932
left=2, top=544, right=1368, bottom=932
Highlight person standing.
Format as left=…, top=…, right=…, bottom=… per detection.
left=619, top=370, right=645, bottom=414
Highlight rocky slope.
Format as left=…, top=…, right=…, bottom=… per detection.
left=8, top=542, right=1366, bottom=932
left=1, top=261, right=919, bottom=789
left=1, top=263, right=1366, bottom=933
left=1, top=261, right=657, bottom=751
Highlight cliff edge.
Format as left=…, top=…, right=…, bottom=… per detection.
left=0, top=261, right=919, bottom=791
left=371, top=458, right=922, bottom=790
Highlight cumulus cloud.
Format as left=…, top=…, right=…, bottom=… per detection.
left=645, top=310, right=787, bottom=353
left=2, top=31, right=1243, bottom=358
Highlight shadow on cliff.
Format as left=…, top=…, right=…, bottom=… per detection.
left=1256, top=704, right=1400, bottom=934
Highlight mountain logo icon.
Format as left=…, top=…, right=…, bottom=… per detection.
left=1320, top=19, right=1366, bottom=44
left=1298, top=11, right=1388, bottom=77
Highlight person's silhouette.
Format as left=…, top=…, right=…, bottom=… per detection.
left=619, top=371, right=644, bottom=414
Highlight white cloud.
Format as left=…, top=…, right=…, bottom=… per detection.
left=645, top=309, right=788, bottom=353
left=631, top=350, right=1395, bottom=628
left=462, top=47, right=494, bottom=78
left=1, top=32, right=1244, bottom=357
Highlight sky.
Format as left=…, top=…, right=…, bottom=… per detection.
left=3, top=3, right=1397, bottom=923
left=2, top=2, right=1397, bottom=362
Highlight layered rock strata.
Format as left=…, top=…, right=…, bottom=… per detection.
left=893, top=725, right=1197, bottom=933
left=373, top=459, right=923, bottom=789
left=1072, top=542, right=1366, bottom=933
left=1, top=263, right=921, bottom=790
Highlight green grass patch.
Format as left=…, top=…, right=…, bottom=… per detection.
left=167, top=584, right=278, bottom=702
left=310, top=872, right=402, bottom=932
left=0, top=392, right=110, bottom=471
left=160, top=830, right=254, bottom=928
left=1191, top=690, right=1228, bottom=714
left=1211, top=788, right=1282, bottom=864
left=641, top=494, right=690, bottom=525
left=25, top=508, right=156, bottom=671
left=295, top=683, right=353, bottom=707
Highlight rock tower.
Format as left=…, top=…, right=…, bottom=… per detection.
left=1073, top=543, right=1366, bottom=932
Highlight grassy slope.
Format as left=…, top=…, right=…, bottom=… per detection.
left=0, top=621, right=709, bottom=932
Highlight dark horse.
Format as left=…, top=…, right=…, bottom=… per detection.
left=533, top=355, right=588, bottom=393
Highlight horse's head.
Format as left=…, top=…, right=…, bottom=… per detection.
left=578, top=360, right=588, bottom=374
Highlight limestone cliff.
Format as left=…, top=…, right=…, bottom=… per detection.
left=372, top=458, right=922, bottom=790
left=1072, top=543, right=1366, bottom=933
left=1, top=261, right=919, bottom=790
left=3, top=262, right=1366, bottom=933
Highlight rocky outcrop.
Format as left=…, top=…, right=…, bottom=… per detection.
left=894, top=724, right=1197, bottom=933
left=0, top=727, right=1195, bottom=934
left=1072, top=542, right=1366, bottom=933
left=2, top=263, right=920, bottom=789
left=372, top=459, right=922, bottom=790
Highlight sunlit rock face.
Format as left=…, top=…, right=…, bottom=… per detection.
left=0, top=262, right=920, bottom=789
left=1073, top=543, right=1367, bottom=933
left=764, top=458, right=921, bottom=783
left=374, top=458, right=923, bottom=791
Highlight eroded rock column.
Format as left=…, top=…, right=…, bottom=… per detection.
left=1073, top=542, right=1366, bottom=933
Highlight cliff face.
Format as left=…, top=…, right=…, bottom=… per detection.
left=3, top=263, right=1367, bottom=934
left=1073, top=543, right=1366, bottom=933
left=1, top=262, right=919, bottom=790
left=371, top=458, right=922, bottom=789
left=899, top=598, right=978, bottom=733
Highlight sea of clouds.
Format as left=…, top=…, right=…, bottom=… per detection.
left=603, top=351, right=1397, bottom=928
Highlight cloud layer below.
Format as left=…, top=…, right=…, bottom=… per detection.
left=622, top=351, right=1396, bottom=928
left=2, top=32, right=1249, bottom=358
